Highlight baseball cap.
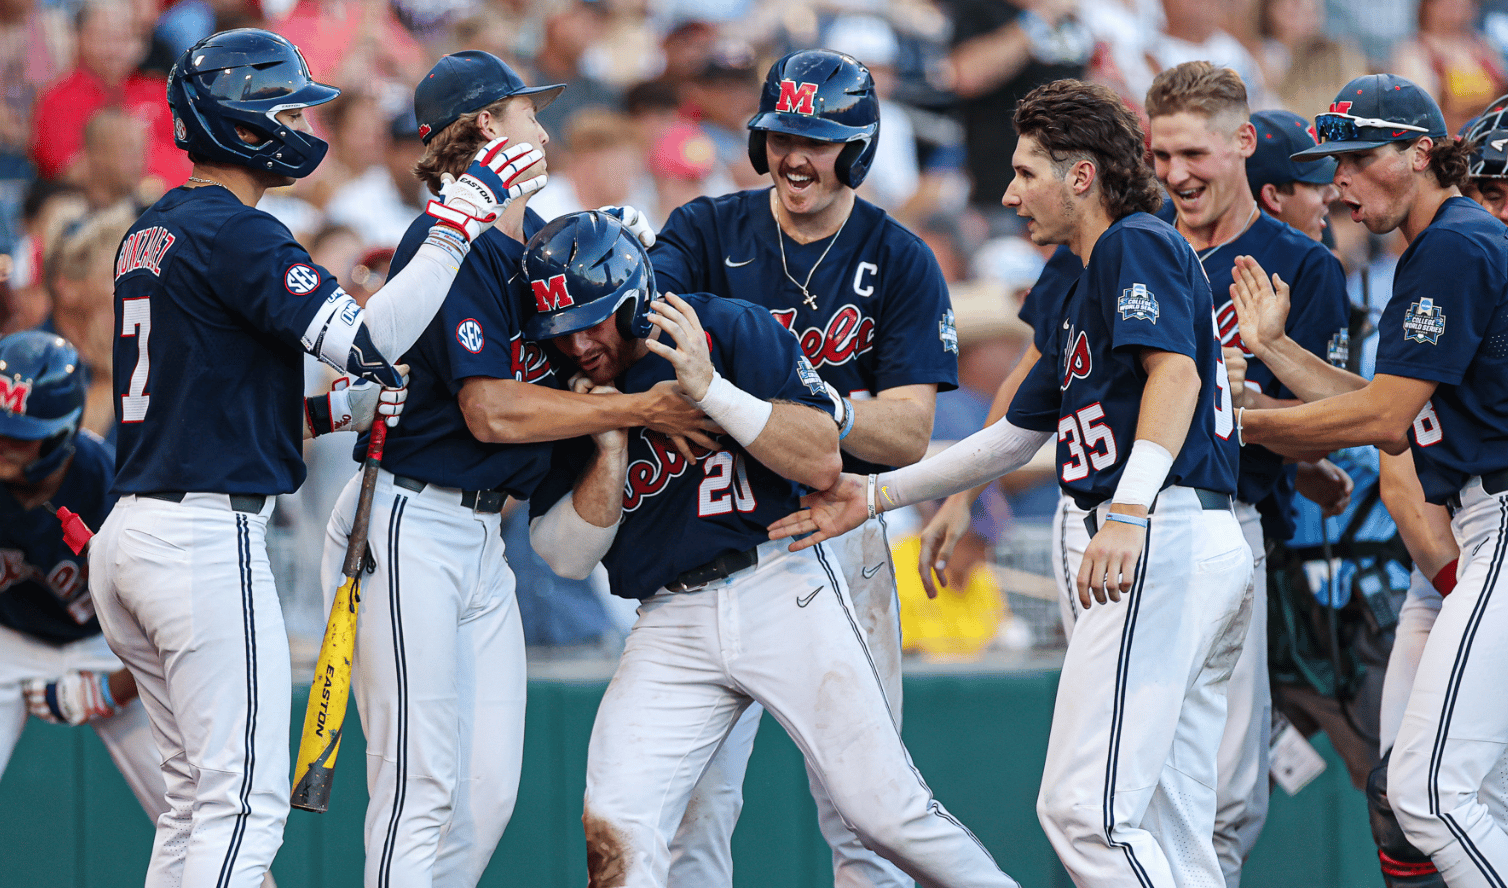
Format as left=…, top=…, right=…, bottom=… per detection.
left=1292, top=74, right=1448, bottom=161
left=1247, top=109, right=1336, bottom=190
left=413, top=51, right=566, bottom=144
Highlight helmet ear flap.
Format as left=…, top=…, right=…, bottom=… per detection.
left=748, top=130, right=769, bottom=175
left=836, top=138, right=867, bottom=187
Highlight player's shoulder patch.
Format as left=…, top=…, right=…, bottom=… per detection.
left=1402, top=297, right=1446, bottom=345
left=1118, top=283, right=1160, bottom=324
left=284, top=263, right=321, bottom=295
left=939, top=308, right=959, bottom=353
left=456, top=318, right=486, bottom=354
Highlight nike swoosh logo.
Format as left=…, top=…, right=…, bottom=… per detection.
left=861, top=563, right=884, bottom=579
left=797, top=586, right=824, bottom=607
left=1391, top=130, right=1409, bottom=137
left=724, top=256, right=755, bottom=268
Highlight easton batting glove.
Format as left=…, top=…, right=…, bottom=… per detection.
left=23, top=671, right=122, bottom=726
left=598, top=205, right=656, bottom=248
left=426, top=137, right=547, bottom=244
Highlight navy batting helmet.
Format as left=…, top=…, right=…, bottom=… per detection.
left=522, top=211, right=655, bottom=342
left=167, top=29, right=339, bottom=178
left=1464, top=96, right=1508, bottom=179
left=747, top=49, right=880, bottom=188
left=0, top=331, right=86, bottom=483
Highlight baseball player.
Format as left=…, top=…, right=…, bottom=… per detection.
left=522, top=210, right=1021, bottom=888
left=1237, top=73, right=1508, bottom=888
left=774, top=79, right=1253, bottom=888
left=89, top=29, right=543, bottom=888
left=1463, top=99, right=1508, bottom=224
left=318, top=51, right=711, bottom=888
left=1144, top=61, right=1353, bottom=888
left=647, top=48, right=956, bottom=888
left=0, top=331, right=162, bottom=819
left=1248, top=109, right=1342, bottom=242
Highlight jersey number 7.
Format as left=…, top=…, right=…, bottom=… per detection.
left=120, top=297, right=152, bottom=422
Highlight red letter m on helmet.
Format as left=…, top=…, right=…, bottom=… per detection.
left=1328, top=101, right=1353, bottom=114
left=776, top=80, right=819, bottom=115
left=532, top=274, right=574, bottom=312
left=0, top=377, right=30, bottom=415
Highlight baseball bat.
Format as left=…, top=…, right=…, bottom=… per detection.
left=291, top=420, right=388, bottom=813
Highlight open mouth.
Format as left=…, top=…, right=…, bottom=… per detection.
left=1342, top=198, right=1362, bottom=221
left=1172, top=185, right=1205, bottom=205
left=780, top=169, right=816, bottom=193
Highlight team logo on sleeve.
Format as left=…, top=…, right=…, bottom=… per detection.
left=1327, top=327, right=1350, bottom=366
left=1118, top=283, right=1159, bottom=323
left=0, top=376, right=31, bottom=414
left=939, top=309, right=959, bottom=354
left=284, top=263, right=321, bottom=295
left=775, top=80, right=819, bottom=115
left=1061, top=327, right=1092, bottom=390
left=796, top=354, right=825, bottom=395
left=1403, top=298, right=1446, bottom=345
left=456, top=318, right=485, bottom=353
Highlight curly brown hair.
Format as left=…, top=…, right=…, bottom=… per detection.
left=1013, top=80, right=1163, bottom=219
left=1426, top=135, right=1473, bottom=189
left=412, top=97, right=515, bottom=196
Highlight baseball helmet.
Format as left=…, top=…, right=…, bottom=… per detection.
left=1464, top=95, right=1508, bottom=179
left=166, top=28, right=340, bottom=178
left=522, top=211, right=655, bottom=342
left=0, top=331, right=86, bottom=483
left=747, top=49, right=880, bottom=188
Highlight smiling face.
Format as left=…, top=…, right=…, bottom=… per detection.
left=1332, top=143, right=1419, bottom=234
left=1002, top=134, right=1077, bottom=246
left=1264, top=180, right=1339, bottom=240
left=765, top=131, right=849, bottom=219
left=1150, top=110, right=1255, bottom=237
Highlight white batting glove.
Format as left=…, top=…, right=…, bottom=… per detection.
left=426, top=137, right=547, bottom=244
left=342, top=364, right=410, bottom=432
left=23, top=671, right=122, bottom=725
left=598, top=205, right=656, bottom=248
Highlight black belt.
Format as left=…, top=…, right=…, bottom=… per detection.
left=664, top=546, right=760, bottom=593
left=141, top=491, right=268, bottom=514
left=1082, top=487, right=1232, bottom=537
left=1445, top=467, right=1508, bottom=513
left=391, top=474, right=507, bottom=513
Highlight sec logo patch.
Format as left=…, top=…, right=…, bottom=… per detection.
left=456, top=319, right=485, bottom=353
left=284, top=264, right=321, bottom=295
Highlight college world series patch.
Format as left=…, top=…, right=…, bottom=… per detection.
left=939, top=309, right=959, bottom=353
left=1118, top=283, right=1159, bottom=323
left=796, top=355, right=825, bottom=395
left=1403, top=298, right=1446, bottom=345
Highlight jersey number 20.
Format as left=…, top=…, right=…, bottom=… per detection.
left=699, top=451, right=758, bottom=517
left=120, top=297, right=151, bottom=422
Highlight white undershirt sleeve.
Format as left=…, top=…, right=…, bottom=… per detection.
left=876, top=419, right=1053, bottom=512
left=359, top=239, right=465, bottom=359
left=529, top=492, right=620, bottom=580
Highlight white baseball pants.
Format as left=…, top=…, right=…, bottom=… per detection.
left=321, top=470, right=526, bottom=888
left=1038, top=487, right=1253, bottom=888
left=90, top=493, right=291, bottom=888
left=666, top=516, right=913, bottom=888
left=584, top=539, right=1019, bottom=888
left=1391, top=480, right=1508, bottom=887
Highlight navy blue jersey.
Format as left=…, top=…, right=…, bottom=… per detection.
left=112, top=186, right=344, bottom=495
left=1018, top=245, right=1084, bottom=351
left=1202, top=211, right=1350, bottom=536
left=1007, top=213, right=1239, bottom=507
left=1374, top=197, right=1508, bottom=502
left=650, top=189, right=957, bottom=475
left=373, top=208, right=561, bottom=496
left=0, top=431, right=114, bottom=644
left=530, top=292, right=832, bottom=600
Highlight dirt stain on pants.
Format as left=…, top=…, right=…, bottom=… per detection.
left=584, top=811, right=629, bottom=887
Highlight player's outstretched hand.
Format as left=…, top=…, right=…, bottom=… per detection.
left=23, top=670, right=127, bottom=725
left=347, top=364, right=410, bottom=431
left=1077, top=513, right=1146, bottom=608
left=769, top=473, right=869, bottom=551
left=1296, top=458, right=1353, bottom=518
left=639, top=379, right=721, bottom=462
left=426, top=137, right=547, bottom=243
left=918, top=493, right=972, bottom=599
left=1229, top=255, right=1290, bottom=359
left=644, top=293, right=715, bottom=401
left=598, top=205, right=656, bottom=248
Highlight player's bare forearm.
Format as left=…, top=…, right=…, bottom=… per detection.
left=748, top=402, right=842, bottom=490
left=1379, top=448, right=1459, bottom=578
left=841, top=384, right=938, bottom=466
left=1251, top=334, right=1368, bottom=403
left=1127, top=350, right=1201, bottom=481
left=573, top=442, right=628, bottom=529
left=1241, top=374, right=1437, bottom=453
left=458, top=377, right=715, bottom=448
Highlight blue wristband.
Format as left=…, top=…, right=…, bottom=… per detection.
left=1104, top=512, right=1149, bottom=529
left=838, top=397, right=856, bottom=440
left=96, top=672, right=115, bottom=710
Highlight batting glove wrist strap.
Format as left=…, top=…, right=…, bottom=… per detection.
left=24, top=671, right=120, bottom=725
left=1433, top=558, right=1459, bottom=596
left=426, top=200, right=490, bottom=245
left=694, top=372, right=772, bottom=448
left=1112, top=439, right=1173, bottom=509
left=305, top=394, right=334, bottom=437
left=421, top=215, right=472, bottom=264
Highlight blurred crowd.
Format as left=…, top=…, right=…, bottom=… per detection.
left=2, top=0, right=1503, bottom=657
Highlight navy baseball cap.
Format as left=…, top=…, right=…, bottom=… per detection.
left=414, top=51, right=565, bottom=144
left=1248, top=109, right=1336, bottom=190
left=1293, top=74, right=1448, bottom=160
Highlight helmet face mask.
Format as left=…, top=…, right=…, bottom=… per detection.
left=168, top=29, right=340, bottom=179
left=747, top=49, right=880, bottom=188
left=0, top=332, right=86, bottom=484
left=1464, top=96, right=1508, bottom=181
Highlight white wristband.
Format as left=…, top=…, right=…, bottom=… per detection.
left=1113, top=439, right=1174, bottom=508
left=694, top=372, right=773, bottom=449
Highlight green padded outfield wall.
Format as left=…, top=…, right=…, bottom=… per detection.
left=0, top=666, right=1380, bottom=886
